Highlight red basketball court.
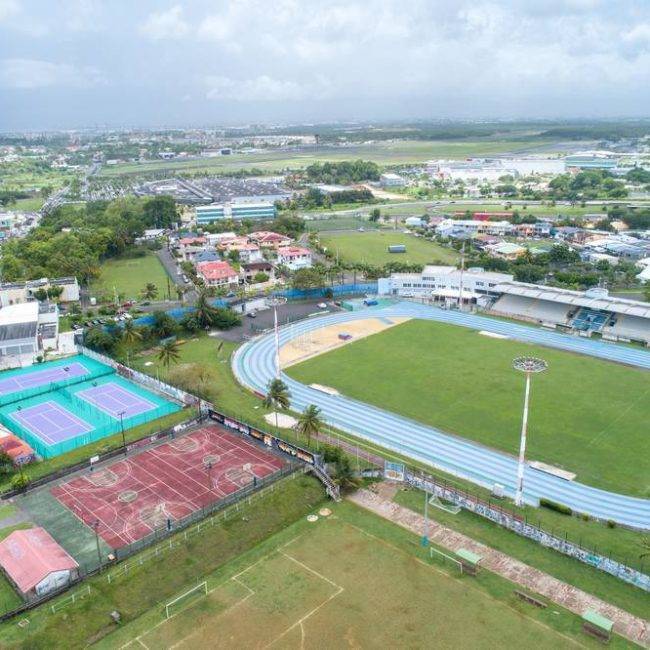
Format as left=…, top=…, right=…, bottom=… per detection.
left=50, top=425, right=285, bottom=549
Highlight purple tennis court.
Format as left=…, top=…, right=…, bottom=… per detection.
left=0, top=362, right=89, bottom=396
left=75, top=382, right=156, bottom=419
left=9, top=401, right=93, bottom=445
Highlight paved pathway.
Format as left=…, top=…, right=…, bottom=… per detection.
left=349, top=487, right=649, bottom=647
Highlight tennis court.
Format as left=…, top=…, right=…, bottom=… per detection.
left=0, top=362, right=89, bottom=395
left=51, top=425, right=286, bottom=548
left=9, top=401, right=93, bottom=445
left=76, top=382, right=156, bottom=418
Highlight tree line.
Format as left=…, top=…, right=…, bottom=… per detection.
left=0, top=195, right=179, bottom=284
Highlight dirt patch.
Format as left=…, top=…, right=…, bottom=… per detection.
left=280, top=316, right=410, bottom=367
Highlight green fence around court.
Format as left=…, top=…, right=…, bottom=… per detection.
left=0, top=374, right=181, bottom=459
left=0, top=354, right=114, bottom=407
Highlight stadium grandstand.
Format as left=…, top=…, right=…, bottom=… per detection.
left=491, top=284, right=650, bottom=345
left=379, top=267, right=650, bottom=345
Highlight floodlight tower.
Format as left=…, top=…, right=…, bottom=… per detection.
left=268, top=295, right=287, bottom=379
left=512, top=357, right=548, bottom=507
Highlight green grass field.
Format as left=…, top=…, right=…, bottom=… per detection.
left=97, top=139, right=552, bottom=178
left=318, top=231, right=460, bottom=266
left=288, top=319, right=650, bottom=497
left=305, top=216, right=381, bottom=232
left=90, top=253, right=172, bottom=301
left=97, top=502, right=623, bottom=649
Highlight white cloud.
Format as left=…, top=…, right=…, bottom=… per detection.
left=140, top=5, right=189, bottom=40
left=0, top=58, right=104, bottom=89
left=0, top=0, right=19, bottom=22
left=205, top=75, right=311, bottom=102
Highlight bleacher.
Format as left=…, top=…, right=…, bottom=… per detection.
left=570, top=307, right=610, bottom=333
left=491, top=295, right=570, bottom=326
left=603, top=314, right=650, bottom=343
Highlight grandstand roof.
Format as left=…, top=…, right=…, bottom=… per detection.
left=496, top=282, right=650, bottom=319
left=0, top=528, right=78, bottom=594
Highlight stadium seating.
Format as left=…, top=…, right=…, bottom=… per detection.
left=603, top=315, right=650, bottom=343
left=491, top=295, right=570, bottom=325
left=570, top=308, right=610, bottom=333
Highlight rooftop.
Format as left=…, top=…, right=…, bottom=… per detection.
left=0, top=527, right=78, bottom=593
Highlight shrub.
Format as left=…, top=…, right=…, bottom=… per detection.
left=606, top=519, right=617, bottom=529
left=11, top=473, right=30, bottom=491
left=539, top=498, right=572, bottom=516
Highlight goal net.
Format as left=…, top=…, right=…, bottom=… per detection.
left=165, top=581, right=208, bottom=619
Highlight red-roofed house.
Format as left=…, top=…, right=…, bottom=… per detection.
left=249, top=231, right=292, bottom=249
left=177, top=236, right=208, bottom=261
left=276, top=246, right=312, bottom=270
left=0, top=430, right=35, bottom=465
left=196, top=261, right=239, bottom=288
left=0, top=527, right=79, bottom=599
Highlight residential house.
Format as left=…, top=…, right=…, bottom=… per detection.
left=196, top=261, right=239, bottom=289
left=276, top=246, right=312, bottom=270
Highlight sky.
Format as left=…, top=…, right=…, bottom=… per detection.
left=1, top=0, right=650, bottom=130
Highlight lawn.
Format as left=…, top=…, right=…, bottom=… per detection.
left=305, top=215, right=382, bottom=232
left=393, top=487, right=649, bottom=620
left=287, top=319, right=650, bottom=497
left=0, top=474, right=325, bottom=648
left=318, top=230, right=460, bottom=266
left=89, top=252, right=172, bottom=302
left=97, top=139, right=553, bottom=179
left=97, top=501, right=623, bottom=649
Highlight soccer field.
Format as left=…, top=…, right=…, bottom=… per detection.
left=319, top=231, right=460, bottom=266
left=90, top=253, right=172, bottom=301
left=102, top=503, right=609, bottom=649
left=287, top=319, right=650, bottom=497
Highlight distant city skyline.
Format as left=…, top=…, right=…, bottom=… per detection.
left=1, top=0, right=650, bottom=130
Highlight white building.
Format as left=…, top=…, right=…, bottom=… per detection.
left=0, top=302, right=59, bottom=368
left=276, top=246, right=312, bottom=271
left=436, top=219, right=513, bottom=237
left=380, top=173, right=406, bottom=188
left=0, top=277, right=80, bottom=306
left=378, top=265, right=513, bottom=306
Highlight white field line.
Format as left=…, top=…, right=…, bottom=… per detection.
left=264, top=552, right=344, bottom=649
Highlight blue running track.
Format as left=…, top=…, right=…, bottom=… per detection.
left=232, top=302, right=650, bottom=529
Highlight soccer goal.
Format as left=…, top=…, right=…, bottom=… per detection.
left=429, top=547, right=463, bottom=574
left=165, top=581, right=208, bottom=619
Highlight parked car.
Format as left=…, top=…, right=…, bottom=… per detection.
left=246, top=311, right=257, bottom=318
left=317, top=302, right=327, bottom=309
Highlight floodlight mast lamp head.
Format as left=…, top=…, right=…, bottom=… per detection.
left=513, top=357, right=548, bottom=374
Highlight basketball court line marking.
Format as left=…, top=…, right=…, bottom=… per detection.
left=53, top=428, right=285, bottom=547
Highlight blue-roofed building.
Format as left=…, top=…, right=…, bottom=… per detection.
left=565, top=155, right=618, bottom=171
left=194, top=249, right=221, bottom=264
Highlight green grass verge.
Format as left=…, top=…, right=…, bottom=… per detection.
left=0, top=474, right=325, bottom=649
left=288, top=319, right=650, bottom=497
left=393, top=486, right=649, bottom=620
left=97, top=501, right=633, bottom=649
left=89, top=253, right=172, bottom=302
left=318, top=230, right=460, bottom=266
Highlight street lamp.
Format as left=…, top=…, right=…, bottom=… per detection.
left=118, top=410, right=126, bottom=456
left=267, top=295, right=287, bottom=379
left=513, top=357, right=548, bottom=507
left=93, top=519, right=102, bottom=571
left=206, top=460, right=213, bottom=491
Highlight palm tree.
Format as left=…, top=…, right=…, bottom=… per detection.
left=157, top=338, right=182, bottom=372
left=194, top=290, right=220, bottom=329
left=121, top=319, right=142, bottom=347
left=262, top=378, right=291, bottom=430
left=141, top=283, right=159, bottom=301
left=296, top=404, right=323, bottom=446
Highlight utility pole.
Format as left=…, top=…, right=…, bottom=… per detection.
left=119, top=410, right=126, bottom=455
left=458, top=242, right=466, bottom=310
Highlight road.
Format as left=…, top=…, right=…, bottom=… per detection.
left=232, top=301, right=650, bottom=529
left=157, top=247, right=197, bottom=303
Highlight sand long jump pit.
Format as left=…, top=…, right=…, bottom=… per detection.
left=280, top=316, right=411, bottom=368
